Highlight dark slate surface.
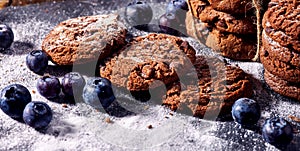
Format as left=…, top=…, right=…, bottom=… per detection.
left=0, top=0, right=299, bottom=150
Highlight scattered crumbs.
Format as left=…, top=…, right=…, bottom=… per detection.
left=147, top=125, right=153, bottom=129
left=105, top=117, right=112, bottom=123
left=32, top=90, right=36, bottom=94
left=144, top=106, right=149, bottom=110
left=44, top=73, right=51, bottom=77
left=62, top=104, right=68, bottom=108
left=165, top=116, right=169, bottom=119
left=288, top=115, right=300, bottom=123
left=169, top=113, right=173, bottom=116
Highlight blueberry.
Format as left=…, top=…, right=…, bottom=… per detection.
left=26, top=50, right=49, bottom=75
left=0, top=84, right=31, bottom=120
left=82, top=77, right=115, bottom=109
left=158, top=12, right=181, bottom=35
left=61, top=72, right=85, bottom=101
left=231, top=98, right=261, bottom=127
left=23, top=101, right=52, bottom=129
left=262, top=117, right=293, bottom=149
left=125, top=0, right=153, bottom=30
left=36, top=76, right=61, bottom=99
left=166, top=0, right=188, bottom=24
left=0, top=24, right=14, bottom=51
left=166, top=0, right=189, bottom=12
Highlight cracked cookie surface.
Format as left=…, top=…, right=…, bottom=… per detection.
left=42, top=14, right=127, bottom=65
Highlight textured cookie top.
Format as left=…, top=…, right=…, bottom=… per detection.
left=262, top=0, right=300, bottom=51
left=260, top=45, right=300, bottom=83
left=42, top=14, right=127, bottom=65
left=163, top=56, right=253, bottom=118
left=207, top=0, right=253, bottom=14
left=100, top=33, right=196, bottom=91
left=188, top=0, right=256, bottom=34
left=262, top=30, right=300, bottom=68
left=264, top=70, right=300, bottom=101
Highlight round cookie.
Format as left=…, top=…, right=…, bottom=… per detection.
left=188, top=0, right=257, bottom=34
left=262, top=30, right=300, bottom=68
left=262, top=0, right=300, bottom=52
left=163, top=56, right=253, bottom=119
left=185, top=9, right=257, bottom=60
left=205, top=29, right=257, bottom=60
left=260, top=46, right=300, bottom=83
left=99, top=33, right=196, bottom=91
left=207, top=0, right=253, bottom=14
left=264, top=70, right=300, bottom=101
left=42, top=14, right=127, bottom=65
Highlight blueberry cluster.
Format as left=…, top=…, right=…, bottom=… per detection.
left=0, top=84, right=52, bottom=130
left=0, top=24, right=14, bottom=51
left=124, top=0, right=188, bottom=35
left=35, top=72, right=115, bottom=110
left=231, top=98, right=294, bottom=149
left=36, top=72, right=85, bottom=104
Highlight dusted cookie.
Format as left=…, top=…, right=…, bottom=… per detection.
left=206, top=29, right=257, bottom=60
left=260, top=46, right=300, bottom=83
left=163, top=56, right=253, bottom=119
left=262, top=30, right=300, bottom=68
left=100, top=33, right=196, bottom=91
left=185, top=12, right=256, bottom=60
left=42, top=14, right=127, bottom=65
left=188, top=0, right=256, bottom=34
left=207, top=0, right=253, bottom=14
left=264, top=70, right=300, bottom=101
left=262, top=0, right=300, bottom=52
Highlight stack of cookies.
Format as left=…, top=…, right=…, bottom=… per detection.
left=260, top=0, right=300, bottom=101
left=186, top=0, right=268, bottom=61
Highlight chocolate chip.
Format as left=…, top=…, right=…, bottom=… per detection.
left=217, top=20, right=228, bottom=29
left=263, top=50, right=269, bottom=57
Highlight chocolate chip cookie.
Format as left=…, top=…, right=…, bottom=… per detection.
left=42, top=14, right=127, bottom=65
left=262, top=30, right=300, bottom=68
left=262, top=0, right=300, bottom=52
left=163, top=56, right=253, bottom=119
left=264, top=70, right=300, bottom=101
left=99, top=33, right=196, bottom=91
left=188, top=0, right=256, bottom=34
left=260, top=46, right=300, bottom=83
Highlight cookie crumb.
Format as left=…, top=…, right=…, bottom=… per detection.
left=288, top=115, right=300, bottom=123
left=147, top=125, right=153, bottom=129
left=144, top=106, right=149, bottom=110
left=105, top=117, right=112, bottom=123
left=169, top=113, right=174, bottom=116
left=32, top=90, right=36, bottom=94
left=62, top=104, right=68, bottom=108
